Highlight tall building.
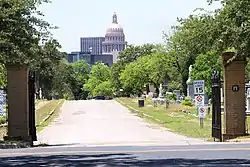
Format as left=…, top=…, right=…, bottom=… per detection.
left=102, top=13, right=126, bottom=54
left=69, top=12, right=127, bottom=66
left=80, top=37, right=105, bottom=55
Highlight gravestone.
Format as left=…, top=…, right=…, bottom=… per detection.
left=222, top=52, right=246, bottom=139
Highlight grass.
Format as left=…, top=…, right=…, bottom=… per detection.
left=117, top=97, right=213, bottom=140
left=0, top=100, right=64, bottom=140
left=0, top=126, right=6, bottom=140
left=36, top=99, right=64, bottom=132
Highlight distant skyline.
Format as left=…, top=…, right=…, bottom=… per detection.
left=39, top=0, right=221, bottom=52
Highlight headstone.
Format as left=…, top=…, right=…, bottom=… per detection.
left=39, top=88, right=42, bottom=99
left=173, top=90, right=181, bottom=99
left=0, top=89, right=6, bottom=118
left=187, top=84, right=195, bottom=99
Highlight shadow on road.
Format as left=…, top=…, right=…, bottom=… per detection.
left=0, top=153, right=250, bottom=166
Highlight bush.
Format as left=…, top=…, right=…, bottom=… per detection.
left=0, top=117, right=6, bottom=125
left=167, top=93, right=177, bottom=101
left=181, top=99, right=194, bottom=107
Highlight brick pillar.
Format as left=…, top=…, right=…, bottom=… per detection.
left=222, top=52, right=246, bottom=139
left=5, top=64, right=31, bottom=142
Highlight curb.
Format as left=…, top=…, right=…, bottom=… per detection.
left=37, top=100, right=64, bottom=127
left=0, top=142, right=31, bottom=149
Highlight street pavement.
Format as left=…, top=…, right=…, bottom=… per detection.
left=36, top=100, right=206, bottom=147
left=2, top=100, right=250, bottom=166
left=1, top=143, right=250, bottom=166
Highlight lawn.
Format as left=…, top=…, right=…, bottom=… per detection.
left=117, top=97, right=213, bottom=140
left=0, top=99, right=64, bottom=140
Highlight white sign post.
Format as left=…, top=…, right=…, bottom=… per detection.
left=194, top=80, right=205, bottom=128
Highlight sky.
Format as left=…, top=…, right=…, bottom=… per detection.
left=39, top=0, right=221, bottom=53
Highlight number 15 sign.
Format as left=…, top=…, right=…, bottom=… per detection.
left=194, top=80, right=205, bottom=95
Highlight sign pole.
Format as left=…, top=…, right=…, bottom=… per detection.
left=200, top=118, right=204, bottom=128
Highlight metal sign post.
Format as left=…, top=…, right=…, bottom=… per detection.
left=198, top=106, right=206, bottom=128
left=194, top=80, right=205, bottom=128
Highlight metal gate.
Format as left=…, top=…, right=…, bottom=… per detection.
left=29, top=71, right=37, bottom=142
left=211, top=70, right=222, bottom=142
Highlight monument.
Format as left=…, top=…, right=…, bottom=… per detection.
left=187, top=65, right=195, bottom=99
left=222, top=52, right=247, bottom=139
left=158, top=84, right=163, bottom=98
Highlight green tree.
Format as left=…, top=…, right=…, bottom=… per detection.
left=51, top=60, right=74, bottom=100
left=84, top=62, right=111, bottom=97
left=120, top=60, right=147, bottom=95
left=120, top=52, right=172, bottom=96
left=31, top=40, right=64, bottom=100
left=71, top=60, right=90, bottom=100
left=0, top=0, right=54, bottom=65
left=191, top=51, right=222, bottom=96
left=118, top=44, right=157, bottom=64
left=163, top=13, right=216, bottom=95
left=92, top=81, right=113, bottom=97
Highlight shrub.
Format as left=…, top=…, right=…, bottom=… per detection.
left=0, top=117, right=6, bottom=125
left=181, top=99, right=194, bottom=107
left=167, top=93, right=177, bottom=101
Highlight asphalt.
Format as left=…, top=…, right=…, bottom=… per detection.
left=1, top=143, right=250, bottom=166
left=2, top=100, right=248, bottom=166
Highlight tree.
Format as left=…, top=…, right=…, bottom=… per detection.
left=120, top=52, right=172, bottom=96
left=120, top=60, right=147, bottom=95
left=191, top=51, right=222, bottom=96
left=51, top=60, right=74, bottom=100
left=118, top=44, right=157, bottom=64
left=84, top=62, right=111, bottom=97
left=163, top=12, right=216, bottom=95
left=30, top=40, right=64, bottom=100
left=110, top=61, right=124, bottom=94
left=0, top=0, right=54, bottom=65
left=70, top=60, right=90, bottom=100
left=92, top=81, right=113, bottom=97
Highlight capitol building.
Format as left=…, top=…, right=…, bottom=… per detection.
left=102, top=12, right=126, bottom=54
left=68, top=12, right=127, bottom=66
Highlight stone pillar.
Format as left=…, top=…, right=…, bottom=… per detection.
left=5, top=64, right=31, bottom=142
left=222, top=52, right=246, bottom=139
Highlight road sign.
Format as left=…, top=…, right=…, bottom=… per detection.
left=194, top=80, right=205, bottom=95
left=195, top=95, right=204, bottom=106
left=198, top=105, right=206, bottom=118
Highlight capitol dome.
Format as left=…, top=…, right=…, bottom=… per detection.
left=102, top=12, right=126, bottom=54
left=105, top=12, right=125, bottom=37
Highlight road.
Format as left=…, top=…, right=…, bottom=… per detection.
left=36, top=100, right=205, bottom=146
left=1, top=143, right=250, bottom=166
left=2, top=100, right=250, bottom=166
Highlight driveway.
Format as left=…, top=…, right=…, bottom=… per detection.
left=36, top=100, right=206, bottom=146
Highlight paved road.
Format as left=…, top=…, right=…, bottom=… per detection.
left=1, top=143, right=250, bottom=166
left=36, top=100, right=205, bottom=146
